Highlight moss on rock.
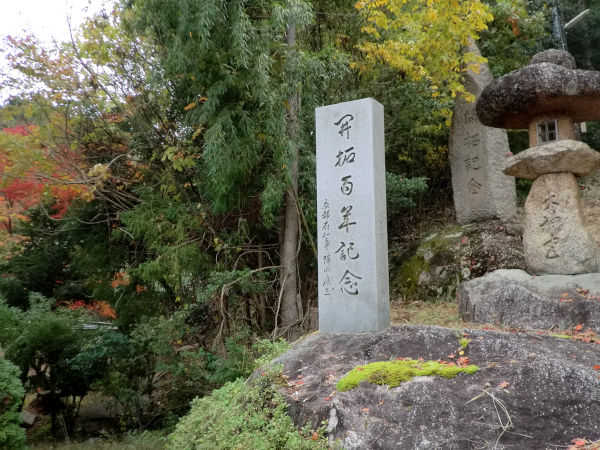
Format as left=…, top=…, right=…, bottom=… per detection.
left=393, top=226, right=467, bottom=300
left=336, top=359, right=479, bottom=392
left=391, top=220, right=526, bottom=302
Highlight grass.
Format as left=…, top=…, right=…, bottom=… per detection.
left=30, top=431, right=165, bottom=450
left=391, top=300, right=466, bottom=328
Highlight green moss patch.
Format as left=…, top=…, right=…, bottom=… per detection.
left=336, top=359, right=479, bottom=392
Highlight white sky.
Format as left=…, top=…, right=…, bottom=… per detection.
left=0, top=0, right=114, bottom=102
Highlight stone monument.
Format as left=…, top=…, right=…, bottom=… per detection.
left=315, top=98, right=389, bottom=333
left=449, top=41, right=516, bottom=224
left=459, top=49, right=600, bottom=331
left=476, top=49, right=600, bottom=275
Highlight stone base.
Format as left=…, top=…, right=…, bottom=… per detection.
left=458, top=269, right=600, bottom=331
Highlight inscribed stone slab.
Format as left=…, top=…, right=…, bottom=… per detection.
left=449, top=42, right=516, bottom=224
left=315, top=98, right=389, bottom=333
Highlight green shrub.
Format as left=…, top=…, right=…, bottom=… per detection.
left=0, top=297, right=24, bottom=347
left=5, top=294, right=112, bottom=436
left=0, top=357, right=27, bottom=450
left=167, top=375, right=327, bottom=450
left=386, top=173, right=428, bottom=215
left=0, top=275, right=29, bottom=309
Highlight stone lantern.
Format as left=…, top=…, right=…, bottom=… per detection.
left=476, top=49, right=600, bottom=275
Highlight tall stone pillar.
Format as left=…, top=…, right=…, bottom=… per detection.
left=449, top=42, right=516, bottom=224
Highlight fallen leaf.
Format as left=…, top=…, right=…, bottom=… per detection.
left=498, top=381, right=510, bottom=389
left=457, top=356, right=470, bottom=366
left=361, top=408, right=369, bottom=413
left=311, top=432, right=319, bottom=441
left=572, top=438, right=587, bottom=446
left=593, top=365, right=600, bottom=371
left=575, top=324, right=584, bottom=332
left=324, top=397, right=331, bottom=401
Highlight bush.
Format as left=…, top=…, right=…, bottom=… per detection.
left=0, top=297, right=24, bottom=347
left=0, top=357, right=27, bottom=450
left=5, top=293, right=112, bottom=436
left=0, top=275, right=28, bottom=309
left=167, top=374, right=327, bottom=450
left=386, top=173, right=428, bottom=215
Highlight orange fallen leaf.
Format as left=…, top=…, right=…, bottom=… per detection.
left=311, top=432, right=319, bottom=441
left=498, top=381, right=510, bottom=389
left=361, top=408, right=369, bottom=413
left=593, top=365, right=600, bottom=371
left=457, top=356, right=470, bottom=366
left=575, top=324, right=584, bottom=332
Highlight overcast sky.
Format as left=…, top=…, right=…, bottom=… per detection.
left=0, top=0, right=114, bottom=102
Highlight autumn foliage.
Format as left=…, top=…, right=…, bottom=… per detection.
left=59, top=299, right=118, bottom=320
left=0, top=126, right=86, bottom=234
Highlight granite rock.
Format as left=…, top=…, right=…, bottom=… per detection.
left=458, top=268, right=600, bottom=331
left=476, top=63, right=600, bottom=129
left=449, top=41, right=516, bottom=224
left=269, top=325, right=600, bottom=449
left=530, top=49, right=577, bottom=69
left=524, top=173, right=598, bottom=274
left=504, top=139, right=600, bottom=179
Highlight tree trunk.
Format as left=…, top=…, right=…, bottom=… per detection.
left=279, top=21, right=302, bottom=337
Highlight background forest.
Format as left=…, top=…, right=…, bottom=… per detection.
left=1, top=0, right=599, bottom=448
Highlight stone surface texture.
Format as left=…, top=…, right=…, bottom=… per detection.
left=392, top=220, right=524, bottom=301
left=530, top=49, right=577, bottom=69
left=582, top=170, right=600, bottom=245
left=524, top=172, right=598, bottom=274
left=476, top=63, right=600, bottom=129
left=503, top=139, right=600, bottom=179
left=315, top=98, right=389, bottom=332
left=459, top=269, right=600, bottom=331
left=269, top=325, right=600, bottom=449
left=449, top=42, right=516, bottom=224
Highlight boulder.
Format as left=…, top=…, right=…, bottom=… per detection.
left=271, top=325, right=600, bottom=449
left=523, top=172, right=598, bottom=274
left=458, top=269, right=600, bottom=331
left=503, top=140, right=600, bottom=180
left=391, top=220, right=524, bottom=301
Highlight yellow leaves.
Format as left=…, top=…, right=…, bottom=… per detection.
left=87, top=163, right=111, bottom=187
left=191, top=126, right=204, bottom=141
left=184, top=97, right=207, bottom=112
left=355, top=0, right=493, bottom=111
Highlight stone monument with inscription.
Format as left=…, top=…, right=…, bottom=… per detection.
left=315, top=98, right=390, bottom=333
left=459, top=49, right=600, bottom=332
left=477, top=49, right=600, bottom=275
left=449, top=42, right=516, bottom=224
